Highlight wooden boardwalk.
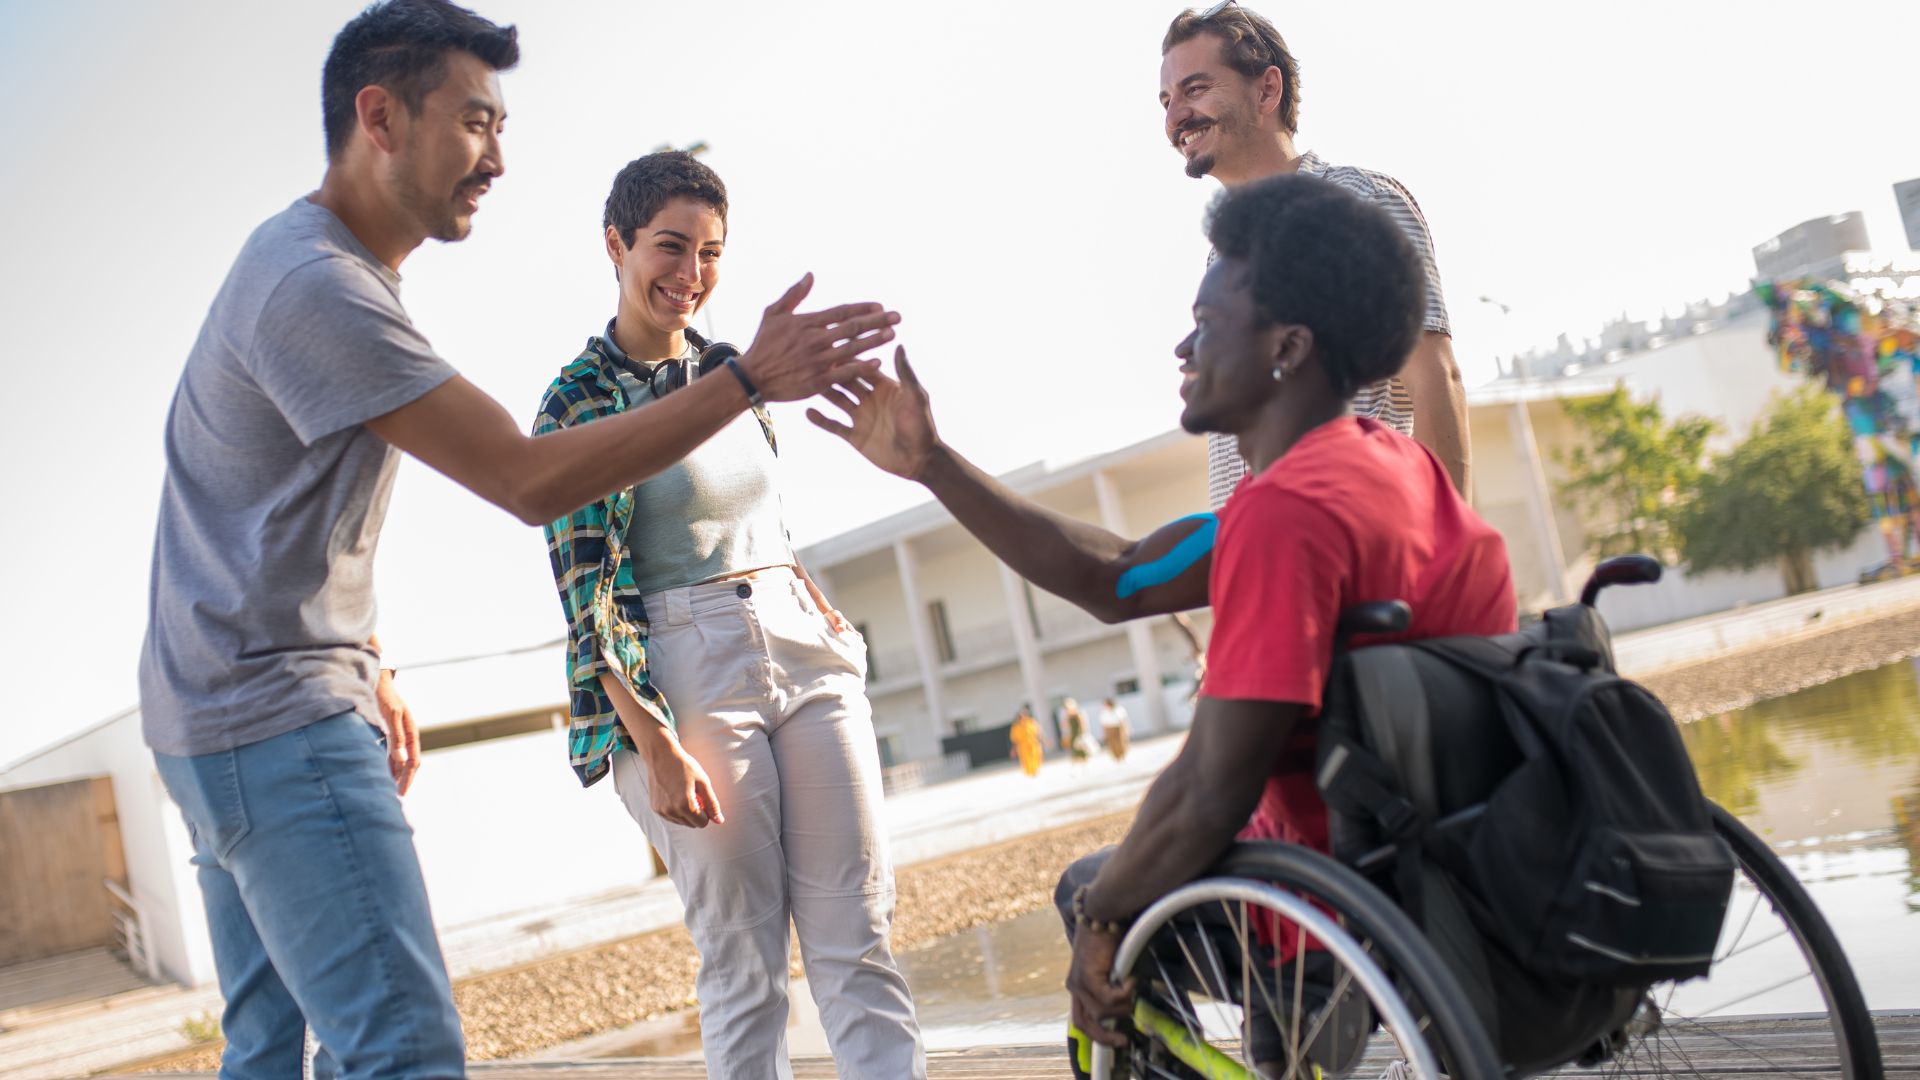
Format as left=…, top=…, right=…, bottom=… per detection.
left=144, top=1012, right=1920, bottom=1078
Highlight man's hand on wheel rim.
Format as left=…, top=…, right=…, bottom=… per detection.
left=1066, top=925, right=1135, bottom=1048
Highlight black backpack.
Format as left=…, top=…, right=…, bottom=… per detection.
left=1314, top=603, right=1735, bottom=1071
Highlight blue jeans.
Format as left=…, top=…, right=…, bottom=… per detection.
left=155, top=712, right=465, bottom=1079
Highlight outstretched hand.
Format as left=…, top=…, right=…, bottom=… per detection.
left=739, top=273, right=897, bottom=403
left=806, top=347, right=941, bottom=481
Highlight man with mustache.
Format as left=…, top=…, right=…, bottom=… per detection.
left=138, top=1, right=895, bottom=1074
left=1163, top=1, right=1469, bottom=500
left=814, top=2, right=1467, bottom=636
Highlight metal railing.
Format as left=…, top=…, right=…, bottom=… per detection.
left=103, top=878, right=159, bottom=980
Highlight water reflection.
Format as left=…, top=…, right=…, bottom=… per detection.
left=893, top=909, right=1070, bottom=1049
left=593, top=661, right=1920, bottom=1057
left=1683, top=658, right=1920, bottom=863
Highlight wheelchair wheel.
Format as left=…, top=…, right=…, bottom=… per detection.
left=1088, top=841, right=1502, bottom=1080
left=1533, top=803, right=1883, bottom=1079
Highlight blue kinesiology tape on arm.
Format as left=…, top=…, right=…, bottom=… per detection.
left=1115, top=513, right=1218, bottom=599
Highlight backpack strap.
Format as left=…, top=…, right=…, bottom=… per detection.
left=1317, top=647, right=1434, bottom=920
left=1352, top=648, right=1439, bottom=817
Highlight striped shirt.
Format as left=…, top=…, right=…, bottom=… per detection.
left=1206, top=151, right=1451, bottom=509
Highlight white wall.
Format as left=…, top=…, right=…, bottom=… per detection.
left=1595, top=528, right=1890, bottom=632
left=1605, top=318, right=1801, bottom=448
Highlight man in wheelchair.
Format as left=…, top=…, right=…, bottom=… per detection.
left=815, top=154, right=1858, bottom=1080
left=1045, top=176, right=1516, bottom=1066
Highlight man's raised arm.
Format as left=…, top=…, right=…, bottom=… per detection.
left=809, top=349, right=1212, bottom=623
left=369, top=275, right=895, bottom=525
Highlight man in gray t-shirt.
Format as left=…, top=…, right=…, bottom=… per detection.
left=140, top=4, right=899, bottom=1073
left=139, top=196, right=455, bottom=758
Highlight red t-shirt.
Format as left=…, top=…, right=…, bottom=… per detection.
left=1202, top=417, right=1517, bottom=854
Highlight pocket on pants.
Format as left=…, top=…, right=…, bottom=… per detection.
left=154, top=749, right=253, bottom=861
left=824, top=623, right=869, bottom=680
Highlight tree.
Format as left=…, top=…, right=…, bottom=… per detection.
left=1556, top=386, right=1718, bottom=561
left=1675, top=387, right=1869, bottom=595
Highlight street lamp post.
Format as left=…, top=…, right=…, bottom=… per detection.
left=1481, top=296, right=1573, bottom=606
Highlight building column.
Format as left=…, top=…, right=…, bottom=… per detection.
left=1092, top=469, right=1171, bottom=733
left=1509, top=399, right=1573, bottom=605
left=996, top=562, right=1048, bottom=722
left=892, top=538, right=946, bottom=760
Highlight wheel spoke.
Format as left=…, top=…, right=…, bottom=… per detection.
left=1287, top=925, right=1307, bottom=1080
left=1712, top=924, right=1792, bottom=964
left=1714, top=888, right=1764, bottom=964
left=1691, top=969, right=1815, bottom=1017
left=1152, top=950, right=1206, bottom=1039
left=1233, top=900, right=1253, bottom=1072
left=1655, top=1008, right=1832, bottom=1079
left=1120, top=858, right=1504, bottom=1080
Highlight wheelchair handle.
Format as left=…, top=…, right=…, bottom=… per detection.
left=1579, top=555, right=1662, bottom=607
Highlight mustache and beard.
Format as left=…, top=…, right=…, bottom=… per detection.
left=1172, top=98, right=1252, bottom=179
left=394, top=156, right=493, bottom=243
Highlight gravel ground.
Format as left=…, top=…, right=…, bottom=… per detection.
left=131, top=603, right=1920, bottom=1072
left=1633, top=604, right=1920, bottom=721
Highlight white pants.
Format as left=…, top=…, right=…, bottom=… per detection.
left=611, top=566, right=925, bottom=1079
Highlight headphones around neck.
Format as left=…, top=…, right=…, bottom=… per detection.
left=601, top=321, right=743, bottom=401
left=649, top=334, right=745, bottom=400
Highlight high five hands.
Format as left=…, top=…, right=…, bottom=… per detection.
left=806, top=346, right=941, bottom=480
left=738, top=274, right=900, bottom=403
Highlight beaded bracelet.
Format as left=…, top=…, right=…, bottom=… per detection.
left=1072, top=884, right=1128, bottom=936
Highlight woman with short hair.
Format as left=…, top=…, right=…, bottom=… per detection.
left=532, top=151, right=924, bottom=1080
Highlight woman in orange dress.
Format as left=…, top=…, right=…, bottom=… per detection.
left=1009, top=706, right=1046, bottom=777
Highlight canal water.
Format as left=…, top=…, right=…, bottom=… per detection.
left=593, top=659, right=1920, bottom=1057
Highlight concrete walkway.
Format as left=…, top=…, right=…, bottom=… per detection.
left=16, top=573, right=1920, bottom=1078
left=1612, top=573, right=1920, bottom=676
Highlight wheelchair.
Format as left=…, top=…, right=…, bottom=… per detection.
left=1078, top=556, right=1885, bottom=1080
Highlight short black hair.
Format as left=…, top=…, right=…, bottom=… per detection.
left=322, top=0, right=519, bottom=161
left=1206, top=174, right=1425, bottom=397
left=604, top=152, right=729, bottom=248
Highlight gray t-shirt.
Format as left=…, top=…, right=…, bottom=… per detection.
left=139, top=197, right=456, bottom=756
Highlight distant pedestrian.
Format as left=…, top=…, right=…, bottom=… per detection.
left=1061, top=699, right=1095, bottom=772
left=1099, top=697, right=1130, bottom=762
left=1010, top=706, right=1047, bottom=777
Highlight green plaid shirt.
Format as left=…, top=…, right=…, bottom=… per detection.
left=533, top=331, right=775, bottom=787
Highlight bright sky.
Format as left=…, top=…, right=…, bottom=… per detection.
left=2, top=0, right=1917, bottom=766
